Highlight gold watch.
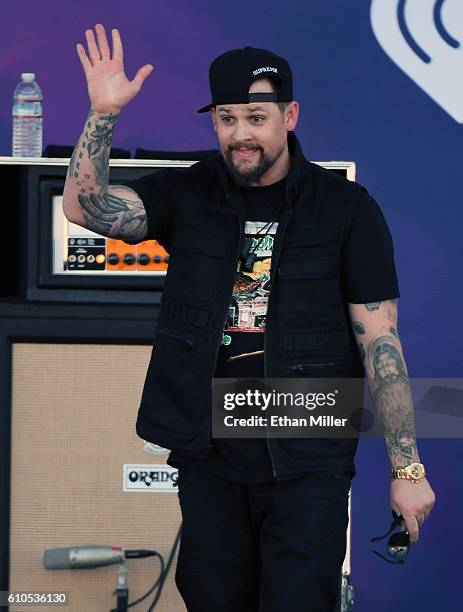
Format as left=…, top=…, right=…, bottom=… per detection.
left=391, top=462, right=426, bottom=483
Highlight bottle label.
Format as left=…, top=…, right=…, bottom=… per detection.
left=13, top=100, right=42, bottom=118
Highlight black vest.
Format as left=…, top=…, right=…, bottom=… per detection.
left=136, top=133, right=365, bottom=479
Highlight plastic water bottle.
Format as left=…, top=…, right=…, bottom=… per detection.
left=12, top=73, right=43, bottom=157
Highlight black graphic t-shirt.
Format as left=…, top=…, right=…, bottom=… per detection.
left=167, top=177, right=286, bottom=482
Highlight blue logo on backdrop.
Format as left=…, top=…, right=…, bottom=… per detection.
left=371, top=0, right=463, bottom=123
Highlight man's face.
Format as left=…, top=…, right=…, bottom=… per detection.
left=211, top=78, right=298, bottom=187
left=375, top=350, right=400, bottom=383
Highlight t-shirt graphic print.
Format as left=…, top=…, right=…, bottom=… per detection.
left=218, top=219, right=278, bottom=378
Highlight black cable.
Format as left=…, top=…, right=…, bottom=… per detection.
left=109, top=553, right=164, bottom=612
left=108, top=522, right=182, bottom=612
left=146, top=522, right=182, bottom=611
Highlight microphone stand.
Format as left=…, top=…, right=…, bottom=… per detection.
left=113, top=562, right=129, bottom=612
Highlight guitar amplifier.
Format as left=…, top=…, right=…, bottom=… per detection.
left=0, top=156, right=355, bottom=305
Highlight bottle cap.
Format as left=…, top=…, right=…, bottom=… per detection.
left=21, top=73, right=35, bottom=81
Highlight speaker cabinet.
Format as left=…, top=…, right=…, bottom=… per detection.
left=9, top=342, right=185, bottom=612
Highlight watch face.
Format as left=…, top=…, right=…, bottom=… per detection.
left=409, top=464, right=424, bottom=479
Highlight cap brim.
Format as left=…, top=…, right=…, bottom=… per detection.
left=197, top=103, right=214, bottom=113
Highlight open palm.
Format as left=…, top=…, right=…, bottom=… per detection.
left=76, top=24, right=153, bottom=114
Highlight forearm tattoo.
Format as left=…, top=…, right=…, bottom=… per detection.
left=352, top=300, right=420, bottom=468
left=68, top=108, right=146, bottom=241
left=69, top=107, right=114, bottom=197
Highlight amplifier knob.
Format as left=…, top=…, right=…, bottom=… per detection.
left=124, top=253, right=136, bottom=265
left=153, top=255, right=162, bottom=263
left=108, top=253, right=119, bottom=265
left=164, top=255, right=170, bottom=263
left=138, top=253, right=150, bottom=265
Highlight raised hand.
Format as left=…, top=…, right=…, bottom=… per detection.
left=76, top=23, right=153, bottom=114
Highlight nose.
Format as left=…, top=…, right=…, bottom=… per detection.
left=230, top=118, right=253, bottom=143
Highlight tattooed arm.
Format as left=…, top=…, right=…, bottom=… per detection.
left=348, top=299, right=420, bottom=468
left=63, top=24, right=154, bottom=241
left=62, top=107, right=148, bottom=242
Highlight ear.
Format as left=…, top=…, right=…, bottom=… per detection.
left=284, top=101, right=299, bottom=132
left=210, top=107, right=217, bottom=132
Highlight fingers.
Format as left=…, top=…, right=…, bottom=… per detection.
left=76, top=43, right=92, bottom=75
left=85, top=28, right=101, bottom=64
left=95, top=23, right=111, bottom=60
left=132, top=64, right=154, bottom=89
left=418, top=511, right=424, bottom=524
left=403, top=514, right=419, bottom=543
left=77, top=25, right=123, bottom=75
left=112, top=28, right=124, bottom=63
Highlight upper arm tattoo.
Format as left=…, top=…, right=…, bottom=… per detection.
left=358, top=343, right=366, bottom=363
left=352, top=322, right=365, bottom=335
left=77, top=187, right=148, bottom=242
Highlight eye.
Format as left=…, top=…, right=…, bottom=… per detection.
left=250, top=115, right=265, bottom=123
left=220, top=116, right=234, bottom=124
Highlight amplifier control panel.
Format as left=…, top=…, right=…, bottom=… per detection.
left=66, top=237, right=169, bottom=273
left=53, top=194, right=169, bottom=276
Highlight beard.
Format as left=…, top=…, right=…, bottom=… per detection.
left=380, top=372, right=400, bottom=384
left=222, top=141, right=286, bottom=187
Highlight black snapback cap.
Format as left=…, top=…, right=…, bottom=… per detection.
left=197, top=46, right=293, bottom=113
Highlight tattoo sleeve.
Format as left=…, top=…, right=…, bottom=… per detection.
left=350, top=300, right=421, bottom=468
left=63, top=107, right=147, bottom=242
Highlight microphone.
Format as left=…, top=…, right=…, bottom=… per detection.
left=43, top=546, right=157, bottom=569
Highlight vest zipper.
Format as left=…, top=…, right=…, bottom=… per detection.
left=208, top=196, right=246, bottom=450
left=264, top=206, right=293, bottom=481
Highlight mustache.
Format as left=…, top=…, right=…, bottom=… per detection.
left=227, top=142, right=262, bottom=152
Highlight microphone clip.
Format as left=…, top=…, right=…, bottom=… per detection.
left=239, top=236, right=257, bottom=272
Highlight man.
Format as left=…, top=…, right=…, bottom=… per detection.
left=64, top=24, right=436, bottom=612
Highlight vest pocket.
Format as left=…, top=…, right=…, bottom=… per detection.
left=138, top=328, right=210, bottom=454
left=290, top=361, right=339, bottom=371
left=172, top=225, right=227, bottom=258
left=283, top=330, right=350, bottom=352
left=283, top=223, right=340, bottom=248
left=156, top=328, right=196, bottom=350
left=278, top=254, right=339, bottom=279
left=277, top=253, right=342, bottom=327
left=160, top=297, right=211, bottom=328
left=289, top=360, right=346, bottom=377
left=168, top=227, right=229, bottom=303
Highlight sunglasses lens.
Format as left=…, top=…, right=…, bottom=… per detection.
left=388, top=545, right=408, bottom=562
left=371, top=514, right=410, bottom=564
left=389, top=532, right=409, bottom=546
left=388, top=532, right=409, bottom=561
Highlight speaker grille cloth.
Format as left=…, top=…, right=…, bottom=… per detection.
left=10, top=342, right=186, bottom=611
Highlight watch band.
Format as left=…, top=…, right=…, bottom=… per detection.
left=391, top=462, right=425, bottom=483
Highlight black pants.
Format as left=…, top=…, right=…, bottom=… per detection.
left=175, top=466, right=352, bottom=612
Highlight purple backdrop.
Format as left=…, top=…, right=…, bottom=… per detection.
left=1, top=1, right=462, bottom=609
